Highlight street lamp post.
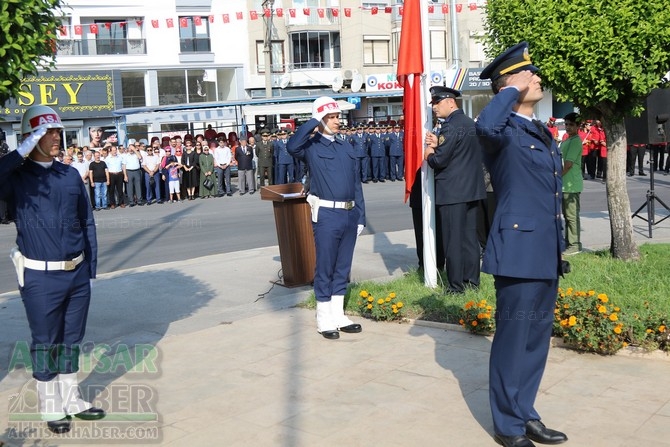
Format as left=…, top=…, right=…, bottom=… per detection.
left=262, top=0, right=275, bottom=98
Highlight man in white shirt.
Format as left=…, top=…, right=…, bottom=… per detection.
left=105, top=146, right=125, bottom=209
left=142, top=141, right=162, bottom=204
left=72, top=152, right=90, bottom=204
left=123, top=142, right=143, bottom=206
left=213, top=136, right=233, bottom=197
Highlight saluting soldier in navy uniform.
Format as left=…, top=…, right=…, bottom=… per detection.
left=0, top=105, right=105, bottom=434
left=288, top=97, right=366, bottom=340
left=349, top=124, right=370, bottom=183
left=476, top=43, right=568, bottom=447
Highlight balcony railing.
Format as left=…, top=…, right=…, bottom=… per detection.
left=179, top=38, right=211, bottom=53
left=57, top=38, right=147, bottom=56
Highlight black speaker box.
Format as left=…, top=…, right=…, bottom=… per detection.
left=625, top=88, right=670, bottom=145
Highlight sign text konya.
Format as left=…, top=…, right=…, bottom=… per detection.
left=1, top=71, right=119, bottom=122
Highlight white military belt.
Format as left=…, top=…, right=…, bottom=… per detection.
left=24, top=252, right=85, bottom=271
left=318, top=199, right=355, bottom=210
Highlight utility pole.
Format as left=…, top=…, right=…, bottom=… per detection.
left=262, top=0, right=275, bottom=98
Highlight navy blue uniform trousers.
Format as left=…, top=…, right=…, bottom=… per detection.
left=489, top=276, right=558, bottom=436
left=312, top=207, right=358, bottom=302
left=21, top=260, right=91, bottom=381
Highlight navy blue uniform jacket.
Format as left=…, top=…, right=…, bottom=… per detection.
left=427, top=110, right=486, bottom=205
left=0, top=151, right=98, bottom=278
left=287, top=118, right=366, bottom=226
left=475, top=89, right=564, bottom=280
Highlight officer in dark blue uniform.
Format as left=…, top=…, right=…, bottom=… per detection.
left=288, top=97, right=366, bottom=340
left=385, top=124, right=405, bottom=181
left=0, top=106, right=105, bottom=434
left=349, top=124, right=370, bottom=183
left=476, top=43, right=568, bottom=447
left=274, top=129, right=294, bottom=184
left=367, top=125, right=386, bottom=182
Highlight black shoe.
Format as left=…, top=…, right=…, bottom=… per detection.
left=74, top=407, right=106, bottom=421
left=240, top=192, right=246, bottom=196
left=338, top=323, right=362, bottom=333
left=249, top=191, right=255, bottom=195
left=319, top=330, right=340, bottom=340
left=639, top=171, right=647, bottom=176
left=227, top=193, right=233, bottom=197
left=372, top=179, right=378, bottom=183
left=378, top=179, right=385, bottom=182
left=47, top=417, right=71, bottom=434
left=495, top=434, right=535, bottom=447
left=525, top=420, right=567, bottom=445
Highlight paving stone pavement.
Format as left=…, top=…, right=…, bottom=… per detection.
left=0, top=213, right=669, bottom=446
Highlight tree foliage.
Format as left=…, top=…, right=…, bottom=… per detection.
left=482, top=0, right=670, bottom=119
left=0, top=0, right=63, bottom=107
left=481, top=0, right=670, bottom=260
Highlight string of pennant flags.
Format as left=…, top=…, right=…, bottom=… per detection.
left=57, top=3, right=484, bottom=36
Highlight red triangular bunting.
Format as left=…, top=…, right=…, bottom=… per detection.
left=136, top=20, right=143, bottom=27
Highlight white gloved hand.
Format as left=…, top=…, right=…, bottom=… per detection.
left=90, top=279, right=94, bottom=291
left=16, top=127, right=48, bottom=157
left=357, top=224, right=365, bottom=236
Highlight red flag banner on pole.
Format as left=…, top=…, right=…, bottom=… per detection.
left=397, top=0, right=424, bottom=203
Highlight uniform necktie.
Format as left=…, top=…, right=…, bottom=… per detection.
left=532, top=119, right=552, bottom=148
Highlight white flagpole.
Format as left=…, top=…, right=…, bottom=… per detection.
left=420, top=0, right=437, bottom=288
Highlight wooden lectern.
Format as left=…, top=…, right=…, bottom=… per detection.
left=260, top=183, right=316, bottom=287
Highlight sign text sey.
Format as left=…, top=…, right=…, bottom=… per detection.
left=1, top=72, right=116, bottom=122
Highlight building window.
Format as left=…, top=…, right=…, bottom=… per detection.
left=157, top=69, right=214, bottom=105
left=290, top=31, right=340, bottom=70
left=363, top=36, right=390, bottom=65
left=255, top=40, right=285, bottom=73
left=96, top=21, right=128, bottom=55
left=121, top=72, right=146, bottom=108
left=362, top=1, right=389, bottom=7
left=430, top=30, right=447, bottom=60
left=179, top=16, right=211, bottom=53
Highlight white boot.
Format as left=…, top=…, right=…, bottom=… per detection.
left=58, top=373, right=92, bottom=415
left=316, top=300, right=339, bottom=339
left=331, top=295, right=362, bottom=333
left=36, top=378, right=67, bottom=421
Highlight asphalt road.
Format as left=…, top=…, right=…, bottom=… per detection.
left=0, top=172, right=669, bottom=294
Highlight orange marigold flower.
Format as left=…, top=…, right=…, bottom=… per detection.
left=597, top=305, right=606, bottom=313
left=613, top=327, right=622, bottom=334
left=568, top=316, right=577, bottom=327
left=560, top=319, right=568, bottom=327
left=377, top=298, right=385, bottom=305
left=464, top=301, right=474, bottom=310
left=477, top=313, right=485, bottom=320
left=360, top=290, right=369, bottom=298
left=367, top=296, right=374, bottom=303
left=459, top=319, right=465, bottom=325
left=389, top=292, right=396, bottom=298
left=659, top=325, right=667, bottom=333
left=471, top=320, right=478, bottom=326
left=393, top=309, right=399, bottom=313
left=386, top=297, right=392, bottom=302
left=484, top=313, right=491, bottom=319
left=563, top=304, right=570, bottom=309
left=614, top=307, right=620, bottom=312
left=367, top=304, right=373, bottom=309
left=396, top=302, right=404, bottom=308
left=486, top=305, right=493, bottom=311
left=598, top=294, right=608, bottom=303
left=588, top=290, right=596, bottom=296
left=646, top=328, right=653, bottom=333
left=623, top=342, right=629, bottom=347
left=609, top=313, right=618, bottom=322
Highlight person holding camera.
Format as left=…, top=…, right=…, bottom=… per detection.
left=477, top=43, right=568, bottom=447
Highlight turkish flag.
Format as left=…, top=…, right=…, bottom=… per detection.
left=166, top=18, right=174, bottom=28
left=303, top=8, right=310, bottom=16
left=104, top=22, right=111, bottom=29
left=456, top=4, right=463, bottom=12
left=236, top=11, right=243, bottom=20
left=89, top=24, right=99, bottom=34
left=469, top=3, right=478, bottom=10
left=59, top=26, right=67, bottom=36
left=442, top=4, right=449, bottom=13
left=331, top=8, right=339, bottom=17
left=74, top=25, right=82, bottom=35
left=385, top=6, right=392, bottom=14
left=399, top=6, right=404, bottom=15
left=428, top=5, right=434, bottom=13
left=289, top=9, right=296, bottom=18
left=151, top=20, right=159, bottom=28
left=223, top=14, right=230, bottom=23
left=250, top=11, right=258, bottom=20
left=194, top=16, right=202, bottom=26
left=179, top=17, right=188, bottom=27
left=371, top=6, right=378, bottom=15
left=396, top=0, right=423, bottom=202
left=317, top=8, right=324, bottom=18
left=264, top=9, right=271, bottom=18
left=136, top=20, right=143, bottom=27
left=208, top=15, right=214, bottom=23
left=276, top=8, right=283, bottom=17
left=344, top=8, right=351, bottom=17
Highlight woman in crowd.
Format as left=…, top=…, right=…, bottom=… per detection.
left=198, top=141, right=215, bottom=199
left=181, top=140, right=198, bottom=200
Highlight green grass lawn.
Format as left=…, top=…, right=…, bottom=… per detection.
left=303, top=244, right=670, bottom=349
